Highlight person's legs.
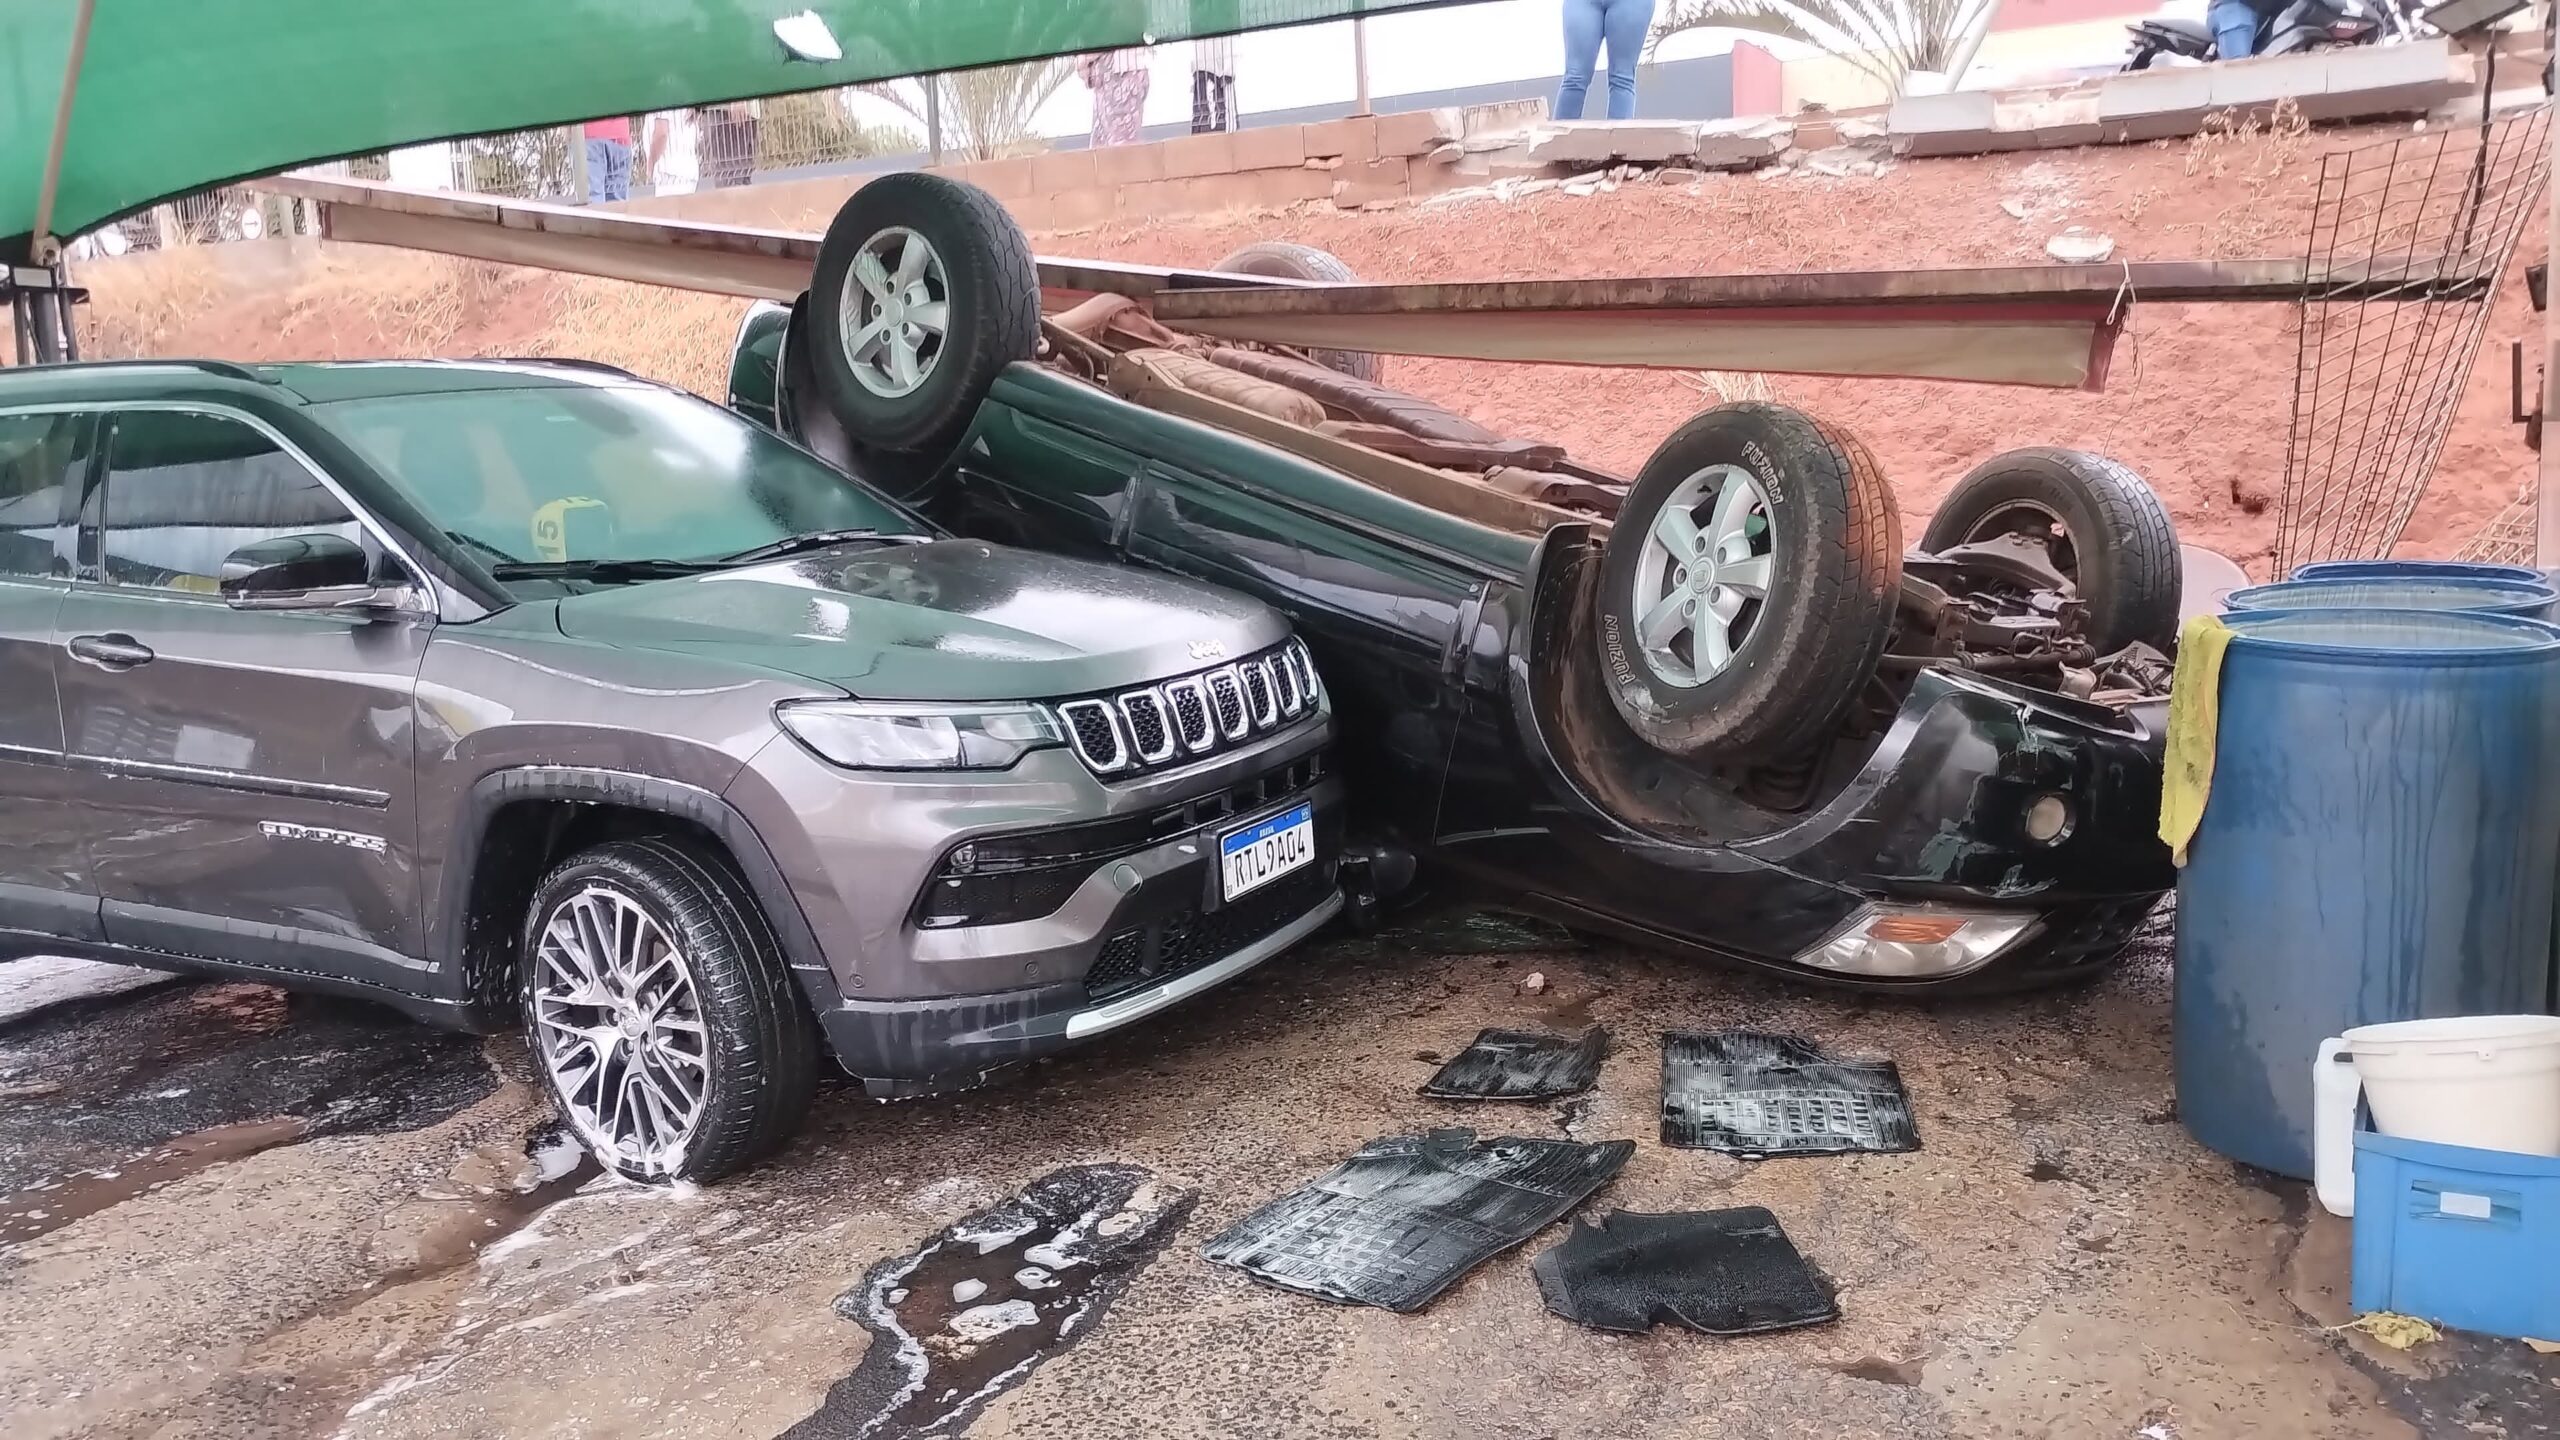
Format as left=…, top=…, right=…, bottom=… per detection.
left=1601, top=0, right=1657, bottom=121
left=583, top=139, right=612, bottom=203
left=1191, top=70, right=1214, bottom=133
left=600, top=140, right=632, bottom=201
left=2207, top=0, right=2258, bottom=58
left=1213, top=74, right=1234, bottom=131
left=1555, top=0, right=1604, bottom=120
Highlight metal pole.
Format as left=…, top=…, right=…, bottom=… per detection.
left=56, top=265, right=78, bottom=362
left=925, top=75, right=946, bottom=165
left=10, top=292, right=32, bottom=368
left=27, top=286, right=64, bottom=365
left=925, top=79, right=945, bottom=163
left=1943, top=0, right=2006, bottom=90
left=572, top=126, right=592, bottom=204
left=27, top=0, right=98, bottom=263
left=1352, top=18, right=1372, bottom=116
left=2540, top=94, right=2560, bottom=567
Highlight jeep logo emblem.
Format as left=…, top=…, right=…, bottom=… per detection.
left=1189, top=639, right=1228, bottom=660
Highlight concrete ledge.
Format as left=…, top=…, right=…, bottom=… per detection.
left=1894, top=38, right=2472, bottom=159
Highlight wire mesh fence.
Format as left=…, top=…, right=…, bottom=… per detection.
left=2276, top=103, right=2552, bottom=573
left=2455, top=482, right=2539, bottom=564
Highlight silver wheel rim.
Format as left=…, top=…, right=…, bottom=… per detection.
left=531, top=885, right=709, bottom=1175
left=1629, top=464, right=1775, bottom=688
left=838, top=225, right=949, bottom=398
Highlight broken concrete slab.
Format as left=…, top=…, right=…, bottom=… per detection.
left=1526, top=120, right=1705, bottom=165
left=1802, top=145, right=1873, bottom=177
left=1454, top=96, right=1549, bottom=139
left=1887, top=88, right=2000, bottom=143
left=1900, top=38, right=2470, bottom=158
left=2208, top=50, right=2335, bottom=108
left=1693, top=116, right=1794, bottom=171
left=2096, top=65, right=2214, bottom=122
left=2046, top=230, right=2117, bottom=264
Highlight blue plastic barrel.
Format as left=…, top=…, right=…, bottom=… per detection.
left=2226, top=575, right=2558, bottom=620
left=2176, top=608, right=2560, bottom=1177
left=2291, top=560, right=2547, bottom=586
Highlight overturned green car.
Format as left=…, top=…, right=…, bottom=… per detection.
left=724, top=173, right=2182, bottom=992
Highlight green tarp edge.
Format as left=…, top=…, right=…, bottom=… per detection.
left=1, top=0, right=1464, bottom=261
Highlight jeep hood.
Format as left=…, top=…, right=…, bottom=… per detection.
left=550, top=539, right=1287, bottom=702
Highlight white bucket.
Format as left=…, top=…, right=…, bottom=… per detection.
left=2312, top=1014, right=2560, bottom=1217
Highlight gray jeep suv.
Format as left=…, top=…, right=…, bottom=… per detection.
left=0, top=358, right=1342, bottom=1181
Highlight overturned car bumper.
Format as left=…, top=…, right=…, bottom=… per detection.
left=1727, top=667, right=2172, bottom=988
left=1469, top=535, right=2173, bottom=994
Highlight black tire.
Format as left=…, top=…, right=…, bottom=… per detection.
left=1212, top=241, right=1383, bottom=382
left=807, top=172, right=1039, bottom=456
left=518, top=837, right=819, bottom=1184
left=1594, top=403, right=1903, bottom=759
left=1921, top=447, right=2181, bottom=655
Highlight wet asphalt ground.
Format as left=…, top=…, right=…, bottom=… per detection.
left=2, top=911, right=2555, bottom=1440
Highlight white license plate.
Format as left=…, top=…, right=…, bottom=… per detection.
left=1219, top=802, right=1315, bottom=902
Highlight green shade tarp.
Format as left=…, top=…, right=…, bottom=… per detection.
left=0, top=0, right=1462, bottom=262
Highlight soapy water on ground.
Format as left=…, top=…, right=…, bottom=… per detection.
left=781, top=1164, right=1197, bottom=1440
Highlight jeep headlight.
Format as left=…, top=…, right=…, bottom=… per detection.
left=1794, top=904, right=2040, bottom=979
left=776, top=700, right=1063, bottom=771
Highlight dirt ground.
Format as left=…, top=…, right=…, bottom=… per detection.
left=3, top=913, right=2552, bottom=1440
left=75, top=117, right=2551, bottom=579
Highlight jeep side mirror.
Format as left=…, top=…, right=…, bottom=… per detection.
left=220, top=533, right=422, bottom=614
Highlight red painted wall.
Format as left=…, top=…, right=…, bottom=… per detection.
left=1731, top=40, right=1785, bottom=117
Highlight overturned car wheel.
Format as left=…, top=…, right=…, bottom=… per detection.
left=1212, top=241, right=1382, bottom=382
left=1922, top=447, right=2181, bottom=654
left=1594, top=403, right=1903, bottom=760
left=807, top=173, right=1039, bottom=456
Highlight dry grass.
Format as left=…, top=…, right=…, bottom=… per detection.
left=2186, top=98, right=2313, bottom=256
left=515, top=275, right=750, bottom=397
left=80, top=245, right=225, bottom=356
left=1688, top=369, right=1783, bottom=405
left=76, top=242, right=745, bottom=396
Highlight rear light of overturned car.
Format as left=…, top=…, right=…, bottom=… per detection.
left=1795, top=904, right=2041, bottom=979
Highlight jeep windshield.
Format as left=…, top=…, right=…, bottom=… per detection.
left=311, top=381, right=930, bottom=587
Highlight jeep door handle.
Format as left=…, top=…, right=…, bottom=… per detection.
left=68, top=632, right=155, bottom=670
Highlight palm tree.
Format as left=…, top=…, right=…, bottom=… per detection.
left=865, top=59, right=1076, bottom=163
left=1650, top=0, right=1997, bottom=98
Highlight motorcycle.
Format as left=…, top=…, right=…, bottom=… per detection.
left=2120, top=0, right=2405, bottom=69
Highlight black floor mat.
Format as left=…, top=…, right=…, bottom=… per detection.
left=1660, top=1030, right=1919, bottom=1157
left=1532, top=1207, right=1839, bottom=1335
left=1420, top=1027, right=1608, bottom=1100
left=1201, top=1128, right=1635, bottom=1312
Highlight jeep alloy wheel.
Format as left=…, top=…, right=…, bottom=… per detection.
left=529, top=882, right=710, bottom=1174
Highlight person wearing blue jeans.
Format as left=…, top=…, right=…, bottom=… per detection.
left=2207, top=0, right=2260, bottom=58
left=1555, top=0, right=1657, bottom=121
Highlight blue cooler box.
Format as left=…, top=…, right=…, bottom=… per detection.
left=2352, top=1131, right=2560, bottom=1340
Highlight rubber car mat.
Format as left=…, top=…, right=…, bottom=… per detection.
left=1531, top=1207, right=1840, bottom=1336
left=1420, top=1027, right=1608, bottom=1101
left=1200, top=1128, right=1636, bottom=1311
left=1660, top=1030, right=1919, bottom=1157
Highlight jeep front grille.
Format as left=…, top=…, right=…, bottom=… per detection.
left=1055, top=637, right=1323, bottom=779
